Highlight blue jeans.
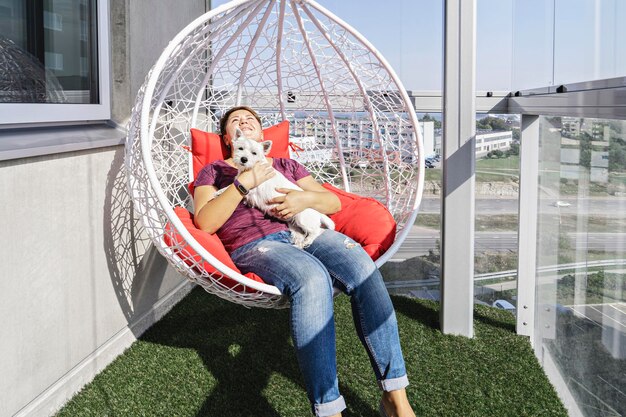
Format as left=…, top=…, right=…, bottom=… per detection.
left=231, top=229, right=408, bottom=417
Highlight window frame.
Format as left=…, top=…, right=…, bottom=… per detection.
left=0, top=0, right=111, bottom=126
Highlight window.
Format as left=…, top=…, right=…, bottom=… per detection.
left=0, top=0, right=110, bottom=125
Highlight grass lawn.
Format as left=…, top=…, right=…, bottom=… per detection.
left=424, top=156, right=520, bottom=184
left=476, top=155, right=520, bottom=171
left=56, top=288, right=566, bottom=417
left=417, top=214, right=519, bottom=232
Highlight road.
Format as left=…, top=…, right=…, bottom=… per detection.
left=419, top=196, right=626, bottom=216
left=392, top=230, right=626, bottom=259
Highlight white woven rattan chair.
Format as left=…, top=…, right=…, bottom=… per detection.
left=125, top=0, right=425, bottom=309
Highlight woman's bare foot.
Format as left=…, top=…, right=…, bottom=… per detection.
left=381, top=389, right=416, bottom=417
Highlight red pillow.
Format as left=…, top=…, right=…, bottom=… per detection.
left=164, top=206, right=266, bottom=293
left=190, top=120, right=290, bottom=180
left=323, top=183, right=396, bottom=260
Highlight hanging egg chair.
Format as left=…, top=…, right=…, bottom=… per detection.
left=125, top=0, right=425, bottom=309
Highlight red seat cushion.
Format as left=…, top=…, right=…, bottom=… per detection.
left=164, top=206, right=266, bottom=293
left=322, top=183, right=396, bottom=260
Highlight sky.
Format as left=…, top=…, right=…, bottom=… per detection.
left=212, top=0, right=626, bottom=92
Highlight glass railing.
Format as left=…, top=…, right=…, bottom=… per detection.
left=473, top=114, right=520, bottom=312
left=534, top=116, right=626, bottom=417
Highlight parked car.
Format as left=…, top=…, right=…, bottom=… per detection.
left=492, top=299, right=516, bottom=312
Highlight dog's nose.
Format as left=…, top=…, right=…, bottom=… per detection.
left=240, top=157, right=248, bottom=164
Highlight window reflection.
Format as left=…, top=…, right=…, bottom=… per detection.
left=0, top=0, right=98, bottom=104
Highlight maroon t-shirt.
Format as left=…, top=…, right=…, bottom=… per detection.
left=194, top=158, right=310, bottom=253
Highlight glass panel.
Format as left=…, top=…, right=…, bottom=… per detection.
left=476, top=0, right=513, bottom=91
left=554, top=0, right=626, bottom=86
left=382, top=113, right=442, bottom=299
left=507, top=0, right=626, bottom=90
left=536, top=116, right=626, bottom=417
left=0, top=0, right=98, bottom=104
left=473, top=114, right=521, bottom=310
left=511, top=0, right=556, bottom=90
left=0, top=0, right=26, bottom=44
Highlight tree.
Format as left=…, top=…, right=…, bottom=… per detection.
left=506, top=142, right=519, bottom=156
left=609, top=138, right=626, bottom=171
left=578, top=131, right=592, bottom=168
left=487, top=149, right=504, bottom=159
left=420, top=113, right=442, bottom=129
left=477, top=116, right=509, bottom=131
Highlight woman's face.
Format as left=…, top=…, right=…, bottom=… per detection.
left=223, top=109, right=263, bottom=147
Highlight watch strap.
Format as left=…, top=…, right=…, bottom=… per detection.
left=233, top=178, right=249, bottom=195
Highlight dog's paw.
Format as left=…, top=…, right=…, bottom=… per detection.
left=301, top=229, right=323, bottom=248
left=290, top=231, right=306, bottom=249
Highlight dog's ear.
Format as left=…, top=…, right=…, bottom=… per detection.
left=235, top=127, right=244, bottom=139
left=261, top=140, right=273, bottom=155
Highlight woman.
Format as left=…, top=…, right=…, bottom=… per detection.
left=193, top=106, right=416, bottom=417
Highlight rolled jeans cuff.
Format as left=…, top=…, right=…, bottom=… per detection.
left=314, top=395, right=346, bottom=417
left=378, top=375, right=409, bottom=392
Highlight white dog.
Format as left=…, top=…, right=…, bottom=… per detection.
left=230, top=129, right=335, bottom=248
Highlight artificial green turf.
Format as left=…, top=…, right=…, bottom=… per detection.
left=57, top=288, right=567, bottom=417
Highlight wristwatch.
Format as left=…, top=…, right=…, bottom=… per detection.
left=233, top=178, right=249, bottom=196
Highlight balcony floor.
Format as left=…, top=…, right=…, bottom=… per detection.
left=57, top=287, right=567, bottom=416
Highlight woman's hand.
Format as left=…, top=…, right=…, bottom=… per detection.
left=237, top=161, right=275, bottom=190
left=269, top=188, right=312, bottom=220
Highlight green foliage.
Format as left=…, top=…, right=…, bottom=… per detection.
left=511, top=128, right=521, bottom=140
left=486, top=149, right=505, bottom=159
left=506, top=141, right=519, bottom=156
left=580, top=148, right=591, bottom=168
left=557, top=270, right=624, bottom=304
left=609, top=137, right=626, bottom=171
left=477, top=116, right=509, bottom=131
left=548, top=308, right=626, bottom=416
left=420, top=113, right=442, bottom=129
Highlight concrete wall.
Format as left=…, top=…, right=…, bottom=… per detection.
left=0, top=1, right=207, bottom=416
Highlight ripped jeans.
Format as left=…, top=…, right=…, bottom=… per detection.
left=230, top=229, right=408, bottom=417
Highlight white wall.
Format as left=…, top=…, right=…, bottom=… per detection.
left=0, top=1, right=207, bottom=415
left=0, top=147, right=193, bottom=417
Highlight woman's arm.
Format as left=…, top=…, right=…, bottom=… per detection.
left=194, top=162, right=276, bottom=233
left=193, top=184, right=244, bottom=234
left=270, top=175, right=341, bottom=220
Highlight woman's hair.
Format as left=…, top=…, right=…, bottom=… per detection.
left=219, top=106, right=262, bottom=138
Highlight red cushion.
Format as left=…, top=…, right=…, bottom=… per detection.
left=190, top=120, right=290, bottom=180
left=322, top=183, right=396, bottom=260
left=164, top=206, right=266, bottom=292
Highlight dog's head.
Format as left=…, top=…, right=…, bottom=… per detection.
left=231, top=128, right=273, bottom=171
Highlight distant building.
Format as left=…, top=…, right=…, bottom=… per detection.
left=433, top=130, right=513, bottom=158
left=475, top=131, right=513, bottom=158
left=562, top=117, right=581, bottom=136
left=289, top=118, right=434, bottom=164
